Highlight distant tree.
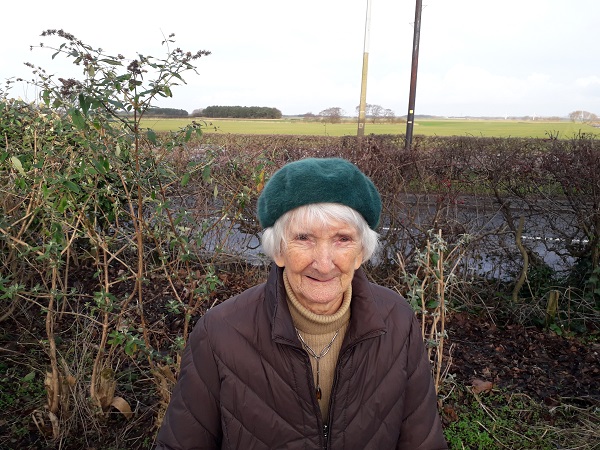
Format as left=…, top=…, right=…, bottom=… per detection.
left=383, top=108, right=396, bottom=123
left=191, top=108, right=204, bottom=117
left=355, top=103, right=388, bottom=123
left=355, top=103, right=373, bottom=118
left=569, top=110, right=598, bottom=124
left=370, top=104, right=384, bottom=123
left=302, top=112, right=317, bottom=121
left=319, top=107, right=344, bottom=124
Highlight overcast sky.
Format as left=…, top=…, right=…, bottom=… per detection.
left=2, top=0, right=599, bottom=118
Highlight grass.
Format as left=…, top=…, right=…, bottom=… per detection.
left=0, top=358, right=47, bottom=447
left=442, top=382, right=600, bottom=450
left=139, top=117, right=600, bottom=139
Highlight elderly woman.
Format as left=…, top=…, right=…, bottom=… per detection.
left=155, top=158, right=447, bottom=449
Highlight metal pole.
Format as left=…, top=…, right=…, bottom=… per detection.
left=357, top=0, right=372, bottom=137
left=405, top=0, right=422, bottom=149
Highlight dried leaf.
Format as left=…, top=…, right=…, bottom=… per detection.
left=48, top=411, right=60, bottom=439
left=31, top=410, right=48, bottom=436
left=110, top=396, right=133, bottom=420
left=44, top=371, right=60, bottom=414
left=65, top=375, right=76, bottom=388
left=443, top=405, right=459, bottom=422
left=95, top=368, right=116, bottom=410
left=31, top=409, right=59, bottom=439
left=471, top=378, right=493, bottom=394
left=153, top=364, right=177, bottom=406
left=157, top=364, right=177, bottom=384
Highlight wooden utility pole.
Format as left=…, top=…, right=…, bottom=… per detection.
left=357, top=0, right=372, bottom=137
left=405, top=0, right=423, bottom=149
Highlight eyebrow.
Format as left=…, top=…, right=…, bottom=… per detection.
left=290, top=229, right=358, bottom=238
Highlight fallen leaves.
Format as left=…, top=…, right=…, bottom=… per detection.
left=448, top=312, right=599, bottom=403
left=471, top=379, right=494, bottom=394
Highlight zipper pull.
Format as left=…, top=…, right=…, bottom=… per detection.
left=323, top=424, right=329, bottom=448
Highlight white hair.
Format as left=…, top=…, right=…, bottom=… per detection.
left=260, top=203, right=380, bottom=262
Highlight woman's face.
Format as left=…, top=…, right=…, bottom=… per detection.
left=274, top=218, right=364, bottom=315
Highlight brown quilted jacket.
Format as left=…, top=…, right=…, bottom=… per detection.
left=155, top=265, right=447, bottom=449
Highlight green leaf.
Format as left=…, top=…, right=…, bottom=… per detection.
left=202, top=165, right=211, bottom=182
left=181, top=173, right=190, bottom=187
left=56, top=196, right=68, bottom=213
left=92, top=158, right=108, bottom=175
left=549, top=323, right=563, bottom=335
left=101, top=157, right=110, bottom=172
left=147, top=129, right=157, bottom=145
left=100, top=58, right=123, bottom=66
left=426, top=300, right=440, bottom=309
left=69, top=109, right=86, bottom=130
left=79, top=94, right=91, bottom=116
left=63, top=180, right=81, bottom=193
left=22, top=371, right=36, bottom=383
left=10, top=156, right=25, bottom=175
left=42, top=90, right=51, bottom=107
left=107, top=99, right=126, bottom=110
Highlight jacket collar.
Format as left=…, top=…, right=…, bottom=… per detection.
left=268, top=265, right=387, bottom=349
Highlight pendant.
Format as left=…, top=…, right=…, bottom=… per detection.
left=316, top=387, right=322, bottom=400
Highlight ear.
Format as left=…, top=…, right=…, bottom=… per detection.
left=273, top=253, right=285, bottom=268
left=354, top=249, right=364, bottom=270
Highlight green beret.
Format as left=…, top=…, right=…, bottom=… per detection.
left=257, top=157, right=381, bottom=230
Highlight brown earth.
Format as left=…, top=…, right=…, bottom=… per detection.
left=446, top=311, right=599, bottom=406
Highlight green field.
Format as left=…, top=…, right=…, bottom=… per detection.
left=140, top=117, right=600, bottom=139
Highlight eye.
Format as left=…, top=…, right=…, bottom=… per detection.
left=338, top=235, right=353, bottom=243
left=295, top=233, right=309, bottom=241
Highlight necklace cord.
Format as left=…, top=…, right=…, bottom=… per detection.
left=296, top=328, right=340, bottom=400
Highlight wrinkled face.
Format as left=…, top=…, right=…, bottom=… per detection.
left=274, top=218, right=364, bottom=315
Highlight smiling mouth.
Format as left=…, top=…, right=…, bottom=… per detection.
left=306, top=275, right=335, bottom=282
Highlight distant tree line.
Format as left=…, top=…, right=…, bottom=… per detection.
left=146, top=107, right=189, bottom=118
left=197, top=106, right=282, bottom=119
left=301, top=104, right=399, bottom=124
left=355, top=104, right=397, bottom=123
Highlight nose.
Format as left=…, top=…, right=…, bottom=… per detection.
left=312, top=242, right=335, bottom=273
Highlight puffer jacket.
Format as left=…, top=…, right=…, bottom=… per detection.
left=155, top=265, right=447, bottom=450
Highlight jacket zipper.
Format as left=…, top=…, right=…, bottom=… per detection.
left=322, top=424, right=329, bottom=449
left=324, top=330, right=386, bottom=449
left=290, top=331, right=386, bottom=449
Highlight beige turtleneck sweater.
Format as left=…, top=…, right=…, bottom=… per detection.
left=283, top=270, right=351, bottom=421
